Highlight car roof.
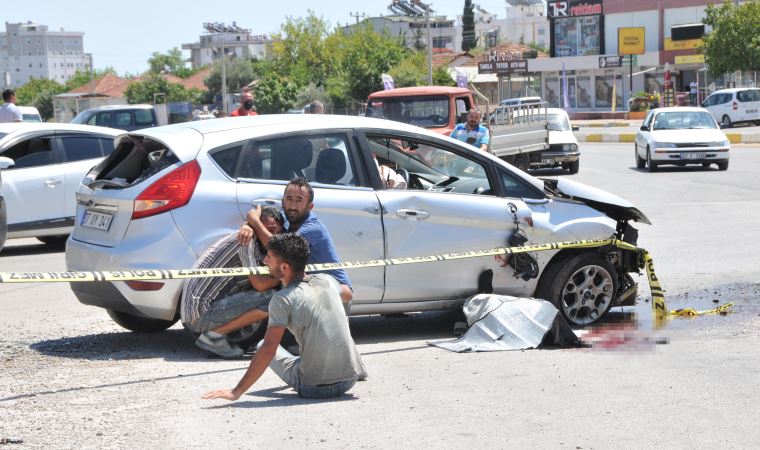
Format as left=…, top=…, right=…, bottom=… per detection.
left=81, top=104, right=154, bottom=112
left=545, top=108, right=569, bottom=116
left=368, top=86, right=471, bottom=98
left=17, top=106, right=40, bottom=114
left=708, top=87, right=759, bottom=94
left=650, top=107, right=710, bottom=114
left=0, top=122, right=123, bottom=138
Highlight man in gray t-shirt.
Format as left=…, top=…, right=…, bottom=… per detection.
left=203, top=233, right=366, bottom=401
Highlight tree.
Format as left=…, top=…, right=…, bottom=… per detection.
left=702, top=0, right=760, bottom=75
left=433, top=67, right=456, bottom=87
left=147, top=47, right=194, bottom=77
left=271, top=11, right=333, bottom=88
left=461, top=0, right=478, bottom=52
left=124, top=74, right=204, bottom=104
left=389, top=52, right=427, bottom=87
left=15, top=78, right=66, bottom=120
left=254, top=72, right=299, bottom=113
left=413, top=27, right=426, bottom=52
left=203, top=57, right=258, bottom=97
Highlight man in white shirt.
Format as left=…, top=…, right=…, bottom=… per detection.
left=0, top=89, right=23, bottom=123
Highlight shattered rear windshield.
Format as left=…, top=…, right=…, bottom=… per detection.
left=84, top=135, right=179, bottom=188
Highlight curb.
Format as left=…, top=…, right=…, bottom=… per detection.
left=577, top=133, right=760, bottom=144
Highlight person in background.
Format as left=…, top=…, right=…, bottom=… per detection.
left=0, top=89, right=23, bottom=123
left=306, top=100, right=324, bottom=114
left=450, top=109, right=489, bottom=151
left=231, top=91, right=257, bottom=117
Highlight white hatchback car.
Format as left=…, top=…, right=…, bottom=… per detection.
left=700, top=88, right=760, bottom=128
left=635, top=107, right=730, bottom=171
left=65, top=115, right=650, bottom=333
left=0, top=123, right=121, bottom=250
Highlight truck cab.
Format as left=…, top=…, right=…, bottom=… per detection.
left=366, top=87, right=475, bottom=137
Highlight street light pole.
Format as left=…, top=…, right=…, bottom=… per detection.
left=426, top=3, right=432, bottom=84
left=221, top=42, right=228, bottom=115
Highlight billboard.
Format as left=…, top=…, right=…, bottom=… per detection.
left=618, top=27, right=645, bottom=55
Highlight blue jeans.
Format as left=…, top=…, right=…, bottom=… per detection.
left=191, top=288, right=276, bottom=333
left=261, top=343, right=357, bottom=399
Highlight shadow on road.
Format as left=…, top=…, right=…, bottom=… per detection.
left=629, top=165, right=719, bottom=173
left=0, top=241, right=65, bottom=257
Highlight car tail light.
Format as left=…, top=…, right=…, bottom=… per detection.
left=125, top=280, right=165, bottom=291
left=132, top=160, right=201, bottom=220
left=733, top=101, right=738, bottom=110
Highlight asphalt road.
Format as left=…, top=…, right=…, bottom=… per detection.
left=1, top=143, right=759, bottom=449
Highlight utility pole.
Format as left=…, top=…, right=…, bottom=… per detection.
left=349, top=12, right=366, bottom=24
left=221, top=43, right=227, bottom=114
left=425, top=3, right=432, bottom=84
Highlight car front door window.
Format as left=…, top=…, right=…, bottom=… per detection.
left=3, top=137, right=56, bottom=168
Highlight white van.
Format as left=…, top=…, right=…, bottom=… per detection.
left=701, top=88, right=760, bottom=128
left=499, top=96, right=542, bottom=107
left=18, top=106, right=42, bottom=122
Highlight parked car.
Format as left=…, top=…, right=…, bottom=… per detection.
left=499, top=96, right=543, bottom=108
left=71, top=104, right=159, bottom=131
left=65, top=115, right=650, bottom=334
left=18, top=106, right=42, bottom=122
left=700, top=87, right=760, bottom=128
left=527, top=107, right=580, bottom=173
left=635, top=107, right=730, bottom=171
left=0, top=123, right=121, bottom=251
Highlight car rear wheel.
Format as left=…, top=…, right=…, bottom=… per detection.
left=515, top=154, right=530, bottom=172
left=721, top=115, right=732, bottom=128
left=635, top=144, right=646, bottom=169
left=567, top=159, right=579, bottom=174
left=717, top=160, right=729, bottom=171
left=536, top=252, right=618, bottom=327
left=646, top=147, right=657, bottom=172
left=37, top=235, right=68, bottom=246
left=107, top=309, right=178, bottom=332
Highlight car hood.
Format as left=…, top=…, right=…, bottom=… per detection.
left=650, top=128, right=727, bottom=142
left=544, top=178, right=651, bottom=225
left=548, top=129, right=578, bottom=145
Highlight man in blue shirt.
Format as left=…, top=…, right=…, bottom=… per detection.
left=195, top=178, right=352, bottom=358
left=450, top=109, right=489, bottom=151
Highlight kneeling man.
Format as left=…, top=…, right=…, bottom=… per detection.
left=203, top=233, right=366, bottom=400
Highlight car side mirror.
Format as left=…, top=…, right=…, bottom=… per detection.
left=0, top=156, right=15, bottom=169
left=640, top=125, right=649, bottom=131
left=571, top=125, right=579, bottom=132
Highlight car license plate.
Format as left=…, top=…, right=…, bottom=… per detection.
left=81, top=210, right=114, bottom=231
left=746, top=109, right=757, bottom=114
left=541, top=158, right=554, bottom=164
left=681, top=152, right=705, bottom=160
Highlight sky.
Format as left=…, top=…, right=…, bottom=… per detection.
left=5, top=0, right=517, bottom=76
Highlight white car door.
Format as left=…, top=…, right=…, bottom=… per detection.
left=225, top=132, right=386, bottom=305
left=57, top=134, right=114, bottom=220
left=0, top=133, right=65, bottom=233
left=636, top=111, right=654, bottom=157
left=359, top=132, right=538, bottom=302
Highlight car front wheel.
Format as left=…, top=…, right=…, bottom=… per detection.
left=717, top=160, right=729, bottom=171
left=107, top=309, right=178, bottom=332
left=635, top=144, right=646, bottom=169
left=646, top=147, right=657, bottom=172
left=721, top=115, right=732, bottom=128
left=567, top=159, right=579, bottom=174
left=536, top=252, right=618, bottom=327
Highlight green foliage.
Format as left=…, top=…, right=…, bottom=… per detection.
left=702, top=0, right=760, bottom=75
left=15, top=78, right=66, bottom=120
left=124, top=74, right=205, bottom=104
left=65, top=67, right=116, bottom=91
left=413, top=27, right=426, bottom=52
left=295, top=84, right=331, bottom=111
left=461, top=0, right=478, bottom=52
left=254, top=72, right=299, bottom=113
left=203, top=58, right=259, bottom=96
left=148, top=47, right=189, bottom=76
left=433, top=67, right=456, bottom=87
left=271, top=11, right=332, bottom=88
left=389, top=52, right=427, bottom=87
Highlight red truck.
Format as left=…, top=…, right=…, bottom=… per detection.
left=366, top=86, right=549, bottom=171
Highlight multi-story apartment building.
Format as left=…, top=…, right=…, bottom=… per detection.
left=0, top=21, right=89, bottom=88
left=182, top=22, right=273, bottom=69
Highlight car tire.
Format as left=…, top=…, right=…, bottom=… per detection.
left=635, top=144, right=646, bottom=169
left=107, top=309, right=178, bottom=332
left=717, top=160, right=729, bottom=171
left=515, top=154, right=530, bottom=172
left=702, top=163, right=711, bottom=168
left=721, top=115, right=732, bottom=128
left=37, top=235, right=68, bottom=246
left=567, top=159, right=579, bottom=174
left=646, top=147, right=657, bottom=172
left=535, top=252, right=618, bottom=328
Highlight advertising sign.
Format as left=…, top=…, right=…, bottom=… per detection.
left=477, top=60, right=528, bottom=75
left=548, top=0, right=603, bottom=19
left=663, top=38, right=702, bottom=51
left=598, top=56, right=623, bottom=68
left=618, top=27, right=645, bottom=55
left=674, top=54, right=705, bottom=64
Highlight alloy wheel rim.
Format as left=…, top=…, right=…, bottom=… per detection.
left=560, top=264, right=614, bottom=326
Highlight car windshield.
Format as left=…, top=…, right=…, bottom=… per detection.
left=71, top=110, right=92, bottom=124
left=547, top=113, right=571, bottom=131
left=652, top=111, right=717, bottom=130
left=366, top=96, right=450, bottom=128
left=22, top=114, right=41, bottom=122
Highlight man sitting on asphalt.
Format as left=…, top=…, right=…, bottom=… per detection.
left=202, top=233, right=366, bottom=400
left=195, top=178, right=352, bottom=358
left=450, top=109, right=489, bottom=151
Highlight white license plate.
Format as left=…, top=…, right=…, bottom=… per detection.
left=746, top=109, right=757, bottom=114
left=541, top=158, right=554, bottom=164
left=81, top=210, right=114, bottom=231
left=682, top=152, right=705, bottom=160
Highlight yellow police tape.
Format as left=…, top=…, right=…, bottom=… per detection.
left=0, top=238, right=732, bottom=324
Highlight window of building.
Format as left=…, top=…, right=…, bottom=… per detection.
left=594, top=75, right=623, bottom=108
left=554, top=15, right=600, bottom=57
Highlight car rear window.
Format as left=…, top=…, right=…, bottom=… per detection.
left=86, top=136, right=179, bottom=188
left=737, top=89, right=760, bottom=102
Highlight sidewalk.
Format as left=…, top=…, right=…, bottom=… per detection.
left=572, top=119, right=760, bottom=144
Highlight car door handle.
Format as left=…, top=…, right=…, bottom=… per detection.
left=396, top=208, right=430, bottom=220
left=250, top=198, right=279, bottom=207
left=44, top=179, right=62, bottom=187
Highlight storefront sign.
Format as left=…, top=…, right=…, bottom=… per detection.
left=674, top=54, right=705, bottom=64
left=618, top=27, right=645, bottom=55
left=478, top=60, right=528, bottom=75
left=548, top=0, right=603, bottom=19
left=599, top=56, right=623, bottom=68
left=664, top=38, right=702, bottom=51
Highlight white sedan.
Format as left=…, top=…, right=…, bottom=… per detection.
left=635, top=107, right=730, bottom=171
